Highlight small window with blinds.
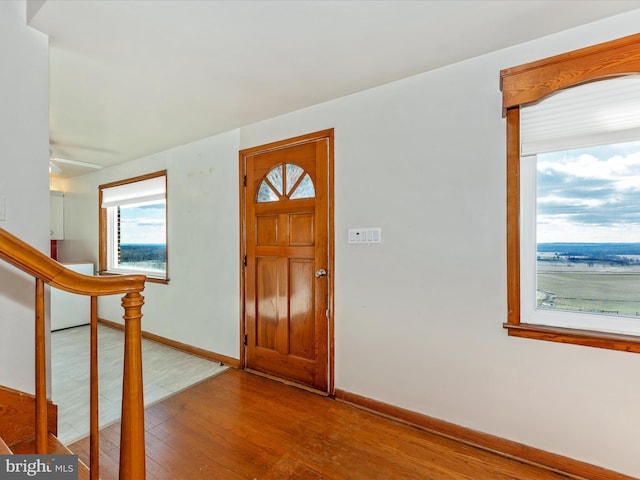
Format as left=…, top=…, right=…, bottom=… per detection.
left=519, top=76, right=640, bottom=336
left=99, top=171, right=168, bottom=281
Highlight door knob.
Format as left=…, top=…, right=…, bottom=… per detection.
left=315, top=269, right=327, bottom=278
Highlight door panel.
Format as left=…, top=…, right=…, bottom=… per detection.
left=256, top=215, right=279, bottom=246
left=289, top=258, right=315, bottom=359
left=289, top=213, right=314, bottom=245
left=242, top=131, right=332, bottom=391
left=256, top=257, right=278, bottom=351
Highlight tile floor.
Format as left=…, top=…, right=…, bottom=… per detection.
left=51, top=324, right=228, bottom=445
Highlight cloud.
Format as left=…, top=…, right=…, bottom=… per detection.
left=134, top=203, right=165, bottom=210
left=537, top=141, right=640, bottom=242
left=119, top=204, right=166, bottom=244
left=131, top=219, right=165, bottom=227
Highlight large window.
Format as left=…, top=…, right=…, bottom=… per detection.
left=501, top=33, right=640, bottom=352
left=520, top=77, right=640, bottom=337
left=99, top=171, right=168, bottom=282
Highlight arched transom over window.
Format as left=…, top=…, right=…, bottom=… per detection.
left=257, top=163, right=315, bottom=203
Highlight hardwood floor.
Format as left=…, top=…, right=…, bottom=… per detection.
left=69, top=369, right=573, bottom=480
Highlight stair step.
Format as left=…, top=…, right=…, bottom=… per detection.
left=47, top=433, right=91, bottom=480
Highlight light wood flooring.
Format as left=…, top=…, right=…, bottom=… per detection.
left=51, top=324, right=227, bottom=445
left=70, top=369, right=573, bottom=480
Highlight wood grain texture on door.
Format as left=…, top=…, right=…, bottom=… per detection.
left=241, top=130, right=333, bottom=392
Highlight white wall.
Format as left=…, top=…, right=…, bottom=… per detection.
left=0, top=0, right=50, bottom=393
left=60, top=130, right=241, bottom=358
left=61, top=10, right=640, bottom=477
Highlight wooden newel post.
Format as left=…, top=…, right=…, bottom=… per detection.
left=119, top=291, right=146, bottom=480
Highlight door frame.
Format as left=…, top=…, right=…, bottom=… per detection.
left=238, top=128, right=335, bottom=394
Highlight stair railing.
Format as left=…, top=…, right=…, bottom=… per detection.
left=0, top=227, right=147, bottom=480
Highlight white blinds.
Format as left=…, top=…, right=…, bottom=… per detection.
left=101, top=176, right=165, bottom=208
left=520, top=75, right=640, bottom=156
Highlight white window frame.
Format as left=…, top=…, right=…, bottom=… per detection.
left=519, top=153, right=640, bottom=337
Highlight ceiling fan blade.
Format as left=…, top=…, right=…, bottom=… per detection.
left=50, top=157, right=103, bottom=170
left=49, top=161, right=62, bottom=173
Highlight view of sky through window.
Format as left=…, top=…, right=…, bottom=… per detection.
left=536, top=140, right=640, bottom=317
left=119, top=201, right=166, bottom=244
left=115, top=200, right=166, bottom=275
left=537, top=140, right=640, bottom=243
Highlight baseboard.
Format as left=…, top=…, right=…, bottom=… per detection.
left=98, top=318, right=241, bottom=368
left=0, top=385, right=58, bottom=449
left=334, top=389, right=636, bottom=480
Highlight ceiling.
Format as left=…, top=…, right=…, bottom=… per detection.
left=28, top=0, right=640, bottom=178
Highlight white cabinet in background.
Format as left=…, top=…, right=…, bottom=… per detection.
left=50, top=191, right=64, bottom=240
left=51, top=263, right=94, bottom=331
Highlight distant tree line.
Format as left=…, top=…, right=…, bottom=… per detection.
left=538, top=254, right=639, bottom=266
left=120, top=244, right=166, bottom=263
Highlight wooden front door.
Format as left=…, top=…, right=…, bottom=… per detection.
left=241, top=130, right=333, bottom=392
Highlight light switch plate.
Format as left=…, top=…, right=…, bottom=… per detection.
left=348, top=227, right=382, bottom=244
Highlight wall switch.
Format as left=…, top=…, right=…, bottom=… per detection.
left=0, top=196, right=5, bottom=221
left=348, top=227, right=382, bottom=244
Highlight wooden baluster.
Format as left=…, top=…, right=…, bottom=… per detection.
left=0, top=227, right=147, bottom=471
left=34, top=278, right=47, bottom=453
left=90, top=296, right=99, bottom=480
left=119, top=291, right=146, bottom=480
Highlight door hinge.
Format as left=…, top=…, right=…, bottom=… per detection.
left=243, top=334, right=248, bottom=346
left=243, top=255, right=247, bottom=267
left=243, top=175, right=247, bottom=187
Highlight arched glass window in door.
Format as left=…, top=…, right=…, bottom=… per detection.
left=257, top=163, right=315, bottom=203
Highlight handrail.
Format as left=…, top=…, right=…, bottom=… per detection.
left=0, top=228, right=145, bottom=294
left=0, top=227, right=146, bottom=480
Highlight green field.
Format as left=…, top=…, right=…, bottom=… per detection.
left=537, top=272, right=640, bottom=316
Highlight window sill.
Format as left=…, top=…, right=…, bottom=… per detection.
left=503, top=323, right=640, bottom=353
left=98, top=270, right=169, bottom=285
